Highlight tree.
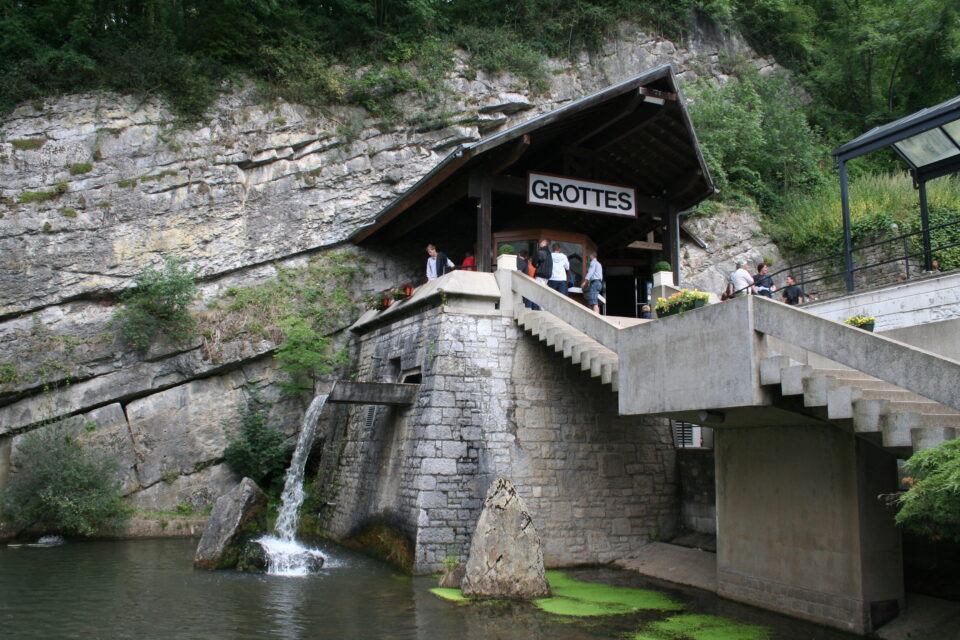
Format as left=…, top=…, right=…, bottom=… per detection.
left=894, top=439, right=960, bottom=543
left=2, top=424, right=131, bottom=537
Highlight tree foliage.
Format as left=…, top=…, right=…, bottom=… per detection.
left=2, top=424, right=131, bottom=537
left=895, top=439, right=960, bottom=543
left=223, top=401, right=288, bottom=487
left=113, top=256, right=198, bottom=350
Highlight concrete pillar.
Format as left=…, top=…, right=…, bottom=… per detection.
left=715, top=424, right=902, bottom=634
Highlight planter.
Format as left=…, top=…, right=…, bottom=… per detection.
left=859, top=321, right=875, bottom=332
left=658, top=299, right=706, bottom=318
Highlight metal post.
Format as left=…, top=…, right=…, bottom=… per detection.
left=919, top=180, right=933, bottom=271
left=476, top=175, right=492, bottom=272
left=839, top=161, right=855, bottom=292
left=668, top=206, right=681, bottom=287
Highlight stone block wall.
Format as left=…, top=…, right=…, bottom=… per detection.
left=325, top=303, right=679, bottom=573
left=676, top=448, right=716, bottom=534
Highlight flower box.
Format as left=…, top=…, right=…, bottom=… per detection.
left=655, top=289, right=709, bottom=318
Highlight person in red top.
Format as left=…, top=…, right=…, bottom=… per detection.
left=461, top=251, right=476, bottom=271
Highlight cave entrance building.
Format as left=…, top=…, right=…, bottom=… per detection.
left=352, top=65, right=716, bottom=317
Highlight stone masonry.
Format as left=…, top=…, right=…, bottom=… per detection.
left=325, top=300, right=678, bottom=573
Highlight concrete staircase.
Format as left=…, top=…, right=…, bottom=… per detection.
left=515, top=308, right=619, bottom=391
left=760, top=354, right=960, bottom=455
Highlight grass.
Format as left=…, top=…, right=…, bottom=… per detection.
left=68, top=162, right=93, bottom=175
left=10, top=138, right=45, bottom=150
left=767, top=172, right=960, bottom=259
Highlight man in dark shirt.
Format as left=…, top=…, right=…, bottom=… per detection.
left=754, top=262, right=776, bottom=298
left=782, top=275, right=804, bottom=305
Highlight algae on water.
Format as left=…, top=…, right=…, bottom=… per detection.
left=633, top=613, right=771, bottom=640
left=532, top=571, right=685, bottom=617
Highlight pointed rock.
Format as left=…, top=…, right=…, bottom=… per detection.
left=194, top=477, right=267, bottom=570
left=461, top=477, right=551, bottom=599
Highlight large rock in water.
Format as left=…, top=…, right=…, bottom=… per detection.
left=194, top=477, right=267, bottom=570
left=461, top=478, right=551, bottom=599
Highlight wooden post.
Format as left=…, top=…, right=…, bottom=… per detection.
left=476, top=173, right=493, bottom=272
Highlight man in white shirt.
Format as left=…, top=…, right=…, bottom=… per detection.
left=426, top=244, right=454, bottom=280
left=548, top=243, right=570, bottom=295
left=730, top=260, right=755, bottom=297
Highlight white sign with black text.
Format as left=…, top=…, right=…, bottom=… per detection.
left=527, top=172, right=636, bottom=218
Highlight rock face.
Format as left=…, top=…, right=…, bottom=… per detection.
left=460, top=478, right=550, bottom=599
left=0, top=17, right=781, bottom=525
left=193, top=477, right=267, bottom=570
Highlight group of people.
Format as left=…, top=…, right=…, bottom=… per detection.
left=426, top=240, right=604, bottom=313
left=726, top=260, right=805, bottom=305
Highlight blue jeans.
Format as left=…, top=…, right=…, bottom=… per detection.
left=584, top=280, right=601, bottom=306
left=548, top=280, right=568, bottom=295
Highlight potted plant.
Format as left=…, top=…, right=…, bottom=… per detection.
left=655, top=289, right=710, bottom=318
left=400, top=281, right=414, bottom=297
left=652, top=260, right=672, bottom=273
left=390, top=286, right=409, bottom=302
left=844, top=314, right=875, bottom=332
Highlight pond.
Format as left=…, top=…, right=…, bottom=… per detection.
left=0, top=538, right=861, bottom=640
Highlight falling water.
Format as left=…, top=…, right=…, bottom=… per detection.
left=258, top=394, right=329, bottom=576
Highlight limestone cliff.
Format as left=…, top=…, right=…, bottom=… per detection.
left=0, top=21, right=780, bottom=517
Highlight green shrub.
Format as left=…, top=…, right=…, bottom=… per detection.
left=653, top=261, right=672, bottom=272
left=68, top=162, right=93, bottom=175
left=10, top=138, right=45, bottom=151
left=497, top=244, right=516, bottom=255
left=224, top=401, right=288, bottom=486
left=18, top=189, right=57, bottom=204
left=0, top=362, right=17, bottom=384
left=113, top=256, right=198, bottom=349
left=1, top=423, right=131, bottom=536
left=894, top=439, right=960, bottom=543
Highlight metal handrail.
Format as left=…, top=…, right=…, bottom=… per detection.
left=765, top=216, right=960, bottom=302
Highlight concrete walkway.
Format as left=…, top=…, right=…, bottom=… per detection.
left=616, top=541, right=718, bottom=593
left=616, top=542, right=960, bottom=639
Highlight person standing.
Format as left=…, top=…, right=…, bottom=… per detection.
left=548, top=243, right=570, bottom=294
left=753, top=262, right=776, bottom=298
left=581, top=251, right=603, bottom=313
left=461, top=251, right=476, bottom=271
left=781, top=275, right=805, bottom=305
left=730, top=260, right=755, bottom=297
left=425, top=244, right=454, bottom=281
left=517, top=250, right=539, bottom=310
left=534, top=239, right=552, bottom=285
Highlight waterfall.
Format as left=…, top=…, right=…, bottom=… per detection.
left=258, top=394, right=329, bottom=576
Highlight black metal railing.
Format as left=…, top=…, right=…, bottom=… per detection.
left=765, top=216, right=960, bottom=303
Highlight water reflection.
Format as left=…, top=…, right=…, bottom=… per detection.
left=0, top=539, right=862, bottom=640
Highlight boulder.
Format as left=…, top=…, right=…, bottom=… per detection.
left=461, top=477, right=551, bottom=599
left=193, top=477, right=267, bottom=570
left=437, top=562, right=465, bottom=588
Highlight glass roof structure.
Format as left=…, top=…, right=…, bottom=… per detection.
left=830, top=94, right=960, bottom=291
left=833, top=94, right=960, bottom=183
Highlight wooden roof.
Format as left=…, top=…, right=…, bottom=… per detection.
left=352, top=65, right=715, bottom=251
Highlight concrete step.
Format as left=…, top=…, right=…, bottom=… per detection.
left=763, top=353, right=960, bottom=456
left=515, top=309, right=618, bottom=390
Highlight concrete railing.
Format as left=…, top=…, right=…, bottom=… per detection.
left=495, top=255, right=639, bottom=351
left=497, top=254, right=960, bottom=415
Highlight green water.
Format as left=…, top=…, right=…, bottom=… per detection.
left=0, top=538, right=860, bottom=640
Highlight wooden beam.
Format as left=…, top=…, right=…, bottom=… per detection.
left=378, top=174, right=469, bottom=243
left=488, top=134, right=530, bottom=175
left=626, top=240, right=663, bottom=251
left=475, top=171, right=493, bottom=272
left=571, top=90, right=643, bottom=147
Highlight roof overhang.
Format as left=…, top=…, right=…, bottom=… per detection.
left=352, top=65, right=715, bottom=246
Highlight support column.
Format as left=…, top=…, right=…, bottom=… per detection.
left=839, top=160, right=855, bottom=292
left=476, top=175, right=492, bottom=273
left=918, top=180, right=933, bottom=271
left=667, top=206, right=682, bottom=286
left=715, top=424, right=902, bottom=634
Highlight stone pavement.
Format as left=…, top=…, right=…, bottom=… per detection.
left=616, top=542, right=960, bottom=639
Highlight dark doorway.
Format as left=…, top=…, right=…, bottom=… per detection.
left=605, top=274, right=638, bottom=317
